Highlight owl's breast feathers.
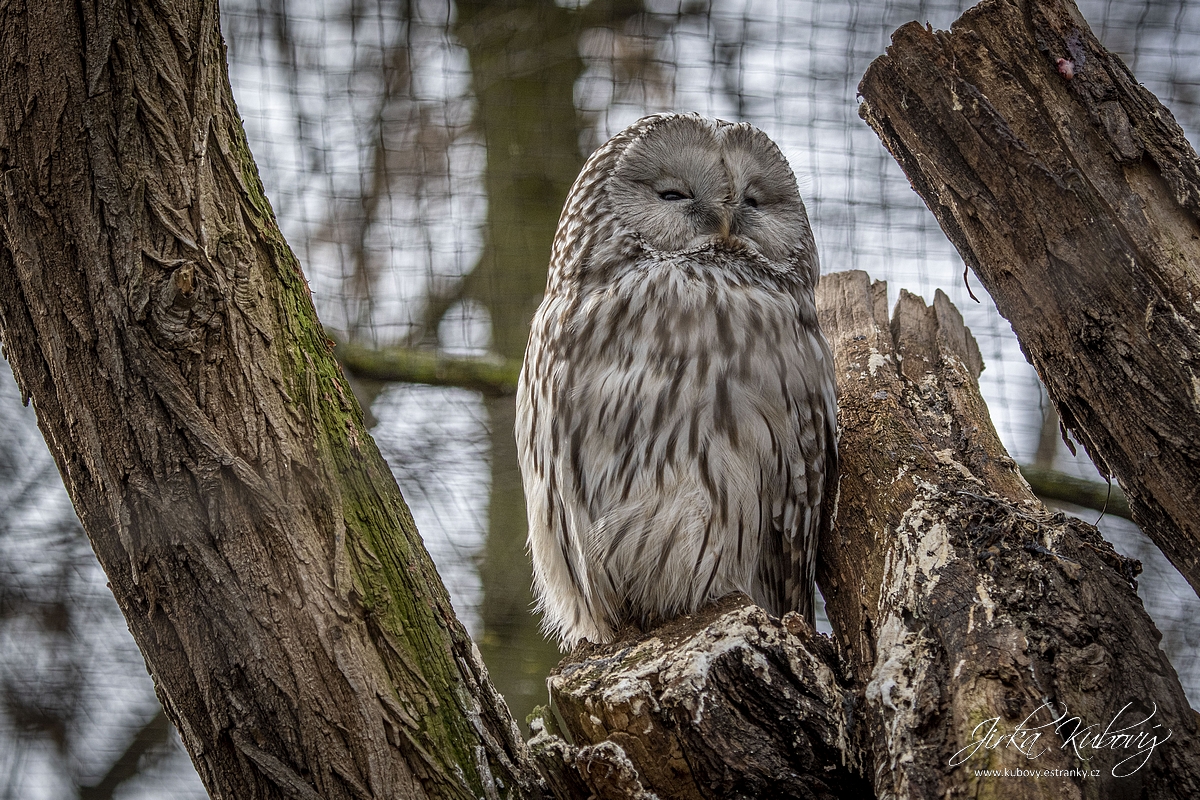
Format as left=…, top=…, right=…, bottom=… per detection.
left=520, top=247, right=836, bottom=647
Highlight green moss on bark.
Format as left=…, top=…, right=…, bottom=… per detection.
left=207, top=25, right=530, bottom=798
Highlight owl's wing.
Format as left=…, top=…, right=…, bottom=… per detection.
left=756, top=332, right=838, bottom=627
left=516, top=300, right=614, bottom=650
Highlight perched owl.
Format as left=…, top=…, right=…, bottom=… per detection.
left=516, top=113, right=837, bottom=650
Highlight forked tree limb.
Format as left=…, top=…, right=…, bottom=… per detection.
left=531, top=271, right=1200, bottom=799
left=858, top=0, right=1200, bottom=599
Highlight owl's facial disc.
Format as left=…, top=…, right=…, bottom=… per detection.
left=608, top=123, right=727, bottom=253
left=607, top=115, right=811, bottom=265
left=718, top=124, right=809, bottom=263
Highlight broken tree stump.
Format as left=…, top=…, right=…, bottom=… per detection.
left=818, top=270, right=1199, bottom=799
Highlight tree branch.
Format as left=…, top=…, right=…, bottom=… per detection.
left=532, top=595, right=868, bottom=800
left=817, top=270, right=1200, bottom=798
left=333, top=337, right=520, bottom=396
left=1019, top=465, right=1130, bottom=520
left=78, top=711, right=172, bottom=800
left=333, top=340, right=1135, bottom=524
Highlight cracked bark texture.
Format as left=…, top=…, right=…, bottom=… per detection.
left=0, top=1, right=544, bottom=798
left=817, top=270, right=1200, bottom=799
left=532, top=594, right=869, bottom=800
left=532, top=271, right=1200, bottom=799
left=858, top=0, right=1200, bottom=600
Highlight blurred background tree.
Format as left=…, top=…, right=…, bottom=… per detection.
left=2, top=0, right=1199, bottom=796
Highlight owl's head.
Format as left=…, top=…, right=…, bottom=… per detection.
left=603, top=114, right=813, bottom=270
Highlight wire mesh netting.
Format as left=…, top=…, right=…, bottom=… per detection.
left=2, top=1, right=1199, bottom=796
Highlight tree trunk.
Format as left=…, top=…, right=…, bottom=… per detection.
left=0, top=1, right=543, bottom=798
left=451, top=0, right=587, bottom=360
left=818, top=271, right=1199, bottom=798
left=857, top=0, right=1200, bottom=600
left=531, top=271, right=1200, bottom=799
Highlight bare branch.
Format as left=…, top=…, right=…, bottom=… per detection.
left=333, top=337, right=520, bottom=396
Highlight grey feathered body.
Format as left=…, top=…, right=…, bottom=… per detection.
left=517, top=114, right=837, bottom=649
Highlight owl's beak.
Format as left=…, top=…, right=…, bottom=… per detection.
left=715, top=204, right=738, bottom=247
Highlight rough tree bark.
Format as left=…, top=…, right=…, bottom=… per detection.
left=0, top=1, right=543, bottom=798
left=857, top=0, right=1200, bottom=599
left=818, top=272, right=1199, bottom=799
left=531, top=594, right=868, bottom=800
left=531, top=270, right=1200, bottom=799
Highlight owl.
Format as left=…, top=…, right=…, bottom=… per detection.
left=516, top=113, right=837, bottom=650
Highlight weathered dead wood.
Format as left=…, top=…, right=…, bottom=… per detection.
left=533, top=271, right=1200, bottom=799
left=818, top=270, right=1200, bottom=799
left=857, top=0, right=1200, bottom=599
left=531, top=594, right=868, bottom=800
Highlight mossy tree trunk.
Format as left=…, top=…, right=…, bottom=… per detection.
left=0, top=1, right=544, bottom=798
